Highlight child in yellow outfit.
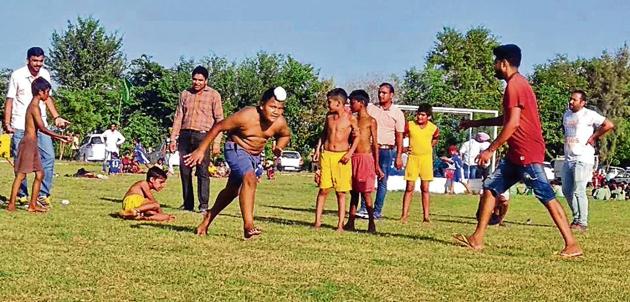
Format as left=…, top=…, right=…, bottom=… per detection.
left=313, top=88, right=359, bottom=231
left=401, top=103, right=439, bottom=223
left=0, top=132, right=11, bottom=160
left=120, top=166, right=174, bottom=221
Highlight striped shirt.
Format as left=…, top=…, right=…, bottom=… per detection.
left=171, top=86, right=224, bottom=141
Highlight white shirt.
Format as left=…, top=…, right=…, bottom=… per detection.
left=102, top=129, right=125, bottom=152
left=6, top=66, right=52, bottom=130
left=366, top=103, right=406, bottom=146
left=563, top=108, right=606, bottom=164
left=459, top=139, right=481, bottom=166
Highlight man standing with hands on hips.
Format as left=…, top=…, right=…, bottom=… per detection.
left=562, top=90, right=613, bottom=231
left=170, top=66, right=224, bottom=213
left=3, top=47, right=70, bottom=207
left=357, top=83, right=405, bottom=219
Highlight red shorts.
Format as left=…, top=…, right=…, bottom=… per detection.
left=15, top=135, right=43, bottom=174
left=351, top=153, right=376, bottom=193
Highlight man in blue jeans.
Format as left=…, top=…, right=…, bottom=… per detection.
left=562, top=90, right=614, bottom=231
left=3, top=47, right=69, bottom=207
left=357, top=83, right=405, bottom=219
left=454, top=44, right=582, bottom=257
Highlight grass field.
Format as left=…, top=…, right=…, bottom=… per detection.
left=1, top=161, right=629, bottom=301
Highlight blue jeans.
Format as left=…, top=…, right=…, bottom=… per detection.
left=463, top=164, right=478, bottom=179
left=562, top=161, right=592, bottom=226
left=483, top=158, right=555, bottom=204
left=10, top=129, right=55, bottom=197
left=360, top=148, right=395, bottom=215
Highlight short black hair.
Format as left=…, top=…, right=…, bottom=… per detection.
left=146, top=166, right=167, bottom=181
left=379, top=82, right=395, bottom=94
left=27, top=47, right=45, bottom=58
left=31, top=77, right=51, bottom=96
left=493, top=44, right=521, bottom=67
left=416, top=103, right=433, bottom=116
left=572, top=89, right=587, bottom=102
left=326, top=88, right=348, bottom=103
left=349, top=89, right=369, bottom=106
left=192, top=65, right=209, bottom=79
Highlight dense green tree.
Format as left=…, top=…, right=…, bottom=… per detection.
left=48, top=16, right=125, bottom=89
left=0, top=68, right=11, bottom=123
left=402, top=27, right=502, bottom=154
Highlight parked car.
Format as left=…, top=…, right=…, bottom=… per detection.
left=613, top=171, right=630, bottom=184
left=78, top=134, right=106, bottom=162
left=278, top=150, right=302, bottom=171
left=606, top=166, right=625, bottom=181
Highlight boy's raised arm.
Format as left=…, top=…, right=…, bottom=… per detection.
left=273, top=117, right=291, bottom=157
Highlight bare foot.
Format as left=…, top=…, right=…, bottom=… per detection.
left=196, top=221, right=210, bottom=236
left=27, top=205, right=48, bottom=213
left=400, top=216, right=408, bottom=224
left=244, top=227, right=262, bottom=240
left=336, top=227, right=344, bottom=233
left=7, top=203, right=17, bottom=212
left=343, top=222, right=355, bottom=231
left=422, top=218, right=431, bottom=224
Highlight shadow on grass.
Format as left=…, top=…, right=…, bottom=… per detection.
left=432, top=213, right=553, bottom=228
left=130, top=222, right=197, bottom=233
left=262, top=204, right=339, bottom=216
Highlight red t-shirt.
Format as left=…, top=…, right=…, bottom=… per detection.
left=503, top=73, right=546, bottom=165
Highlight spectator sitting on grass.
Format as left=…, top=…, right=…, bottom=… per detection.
left=593, top=183, right=611, bottom=200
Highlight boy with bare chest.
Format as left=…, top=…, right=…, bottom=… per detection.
left=313, top=88, right=359, bottom=231
left=343, top=90, right=383, bottom=233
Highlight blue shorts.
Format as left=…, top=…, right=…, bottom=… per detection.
left=224, top=141, right=260, bottom=185
left=483, top=158, right=555, bottom=204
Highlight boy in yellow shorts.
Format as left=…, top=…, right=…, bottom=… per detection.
left=119, top=166, right=174, bottom=221
left=313, top=88, right=359, bottom=231
left=401, top=103, right=439, bottom=223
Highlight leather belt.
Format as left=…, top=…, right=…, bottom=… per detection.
left=379, top=144, right=395, bottom=150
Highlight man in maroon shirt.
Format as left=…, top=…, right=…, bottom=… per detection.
left=454, top=44, right=582, bottom=258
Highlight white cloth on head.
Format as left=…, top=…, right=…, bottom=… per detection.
left=6, top=66, right=52, bottom=130
left=102, top=129, right=125, bottom=153
left=563, top=108, right=606, bottom=165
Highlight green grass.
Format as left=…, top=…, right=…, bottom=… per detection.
left=1, top=161, right=629, bottom=301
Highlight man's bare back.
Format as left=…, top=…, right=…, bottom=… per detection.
left=323, top=110, right=357, bottom=152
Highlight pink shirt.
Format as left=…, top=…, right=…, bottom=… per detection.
left=367, top=103, right=406, bottom=146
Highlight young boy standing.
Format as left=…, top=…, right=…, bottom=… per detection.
left=313, top=88, right=359, bottom=232
left=120, top=166, right=174, bottom=221
left=184, top=87, right=291, bottom=239
left=343, top=90, right=383, bottom=233
left=401, top=103, right=439, bottom=223
left=7, top=78, right=70, bottom=212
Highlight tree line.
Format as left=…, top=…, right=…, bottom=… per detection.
left=1, top=17, right=628, bottom=166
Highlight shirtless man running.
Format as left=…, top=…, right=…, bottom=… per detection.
left=184, top=87, right=291, bottom=239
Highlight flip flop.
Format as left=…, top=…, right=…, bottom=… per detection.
left=558, top=251, right=584, bottom=258
left=453, top=233, right=480, bottom=250
left=244, top=227, right=262, bottom=240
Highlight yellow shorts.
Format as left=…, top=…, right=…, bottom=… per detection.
left=122, top=194, right=145, bottom=211
left=319, top=150, right=352, bottom=192
left=405, top=154, right=433, bottom=181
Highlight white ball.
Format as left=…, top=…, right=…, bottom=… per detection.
left=61, top=199, right=70, bottom=205
left=274, top=87, right=287, bottom=101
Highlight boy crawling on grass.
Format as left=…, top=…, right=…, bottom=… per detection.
left=119, top=166, right=174, bottom=221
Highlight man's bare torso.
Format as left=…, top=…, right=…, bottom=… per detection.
left=228, top=107, right=286, bottom=155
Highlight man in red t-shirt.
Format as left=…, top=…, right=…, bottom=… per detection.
left=453, top=44, right=582, bottom=258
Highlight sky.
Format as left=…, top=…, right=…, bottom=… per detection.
left=1, top=0, right=629, bottom=86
